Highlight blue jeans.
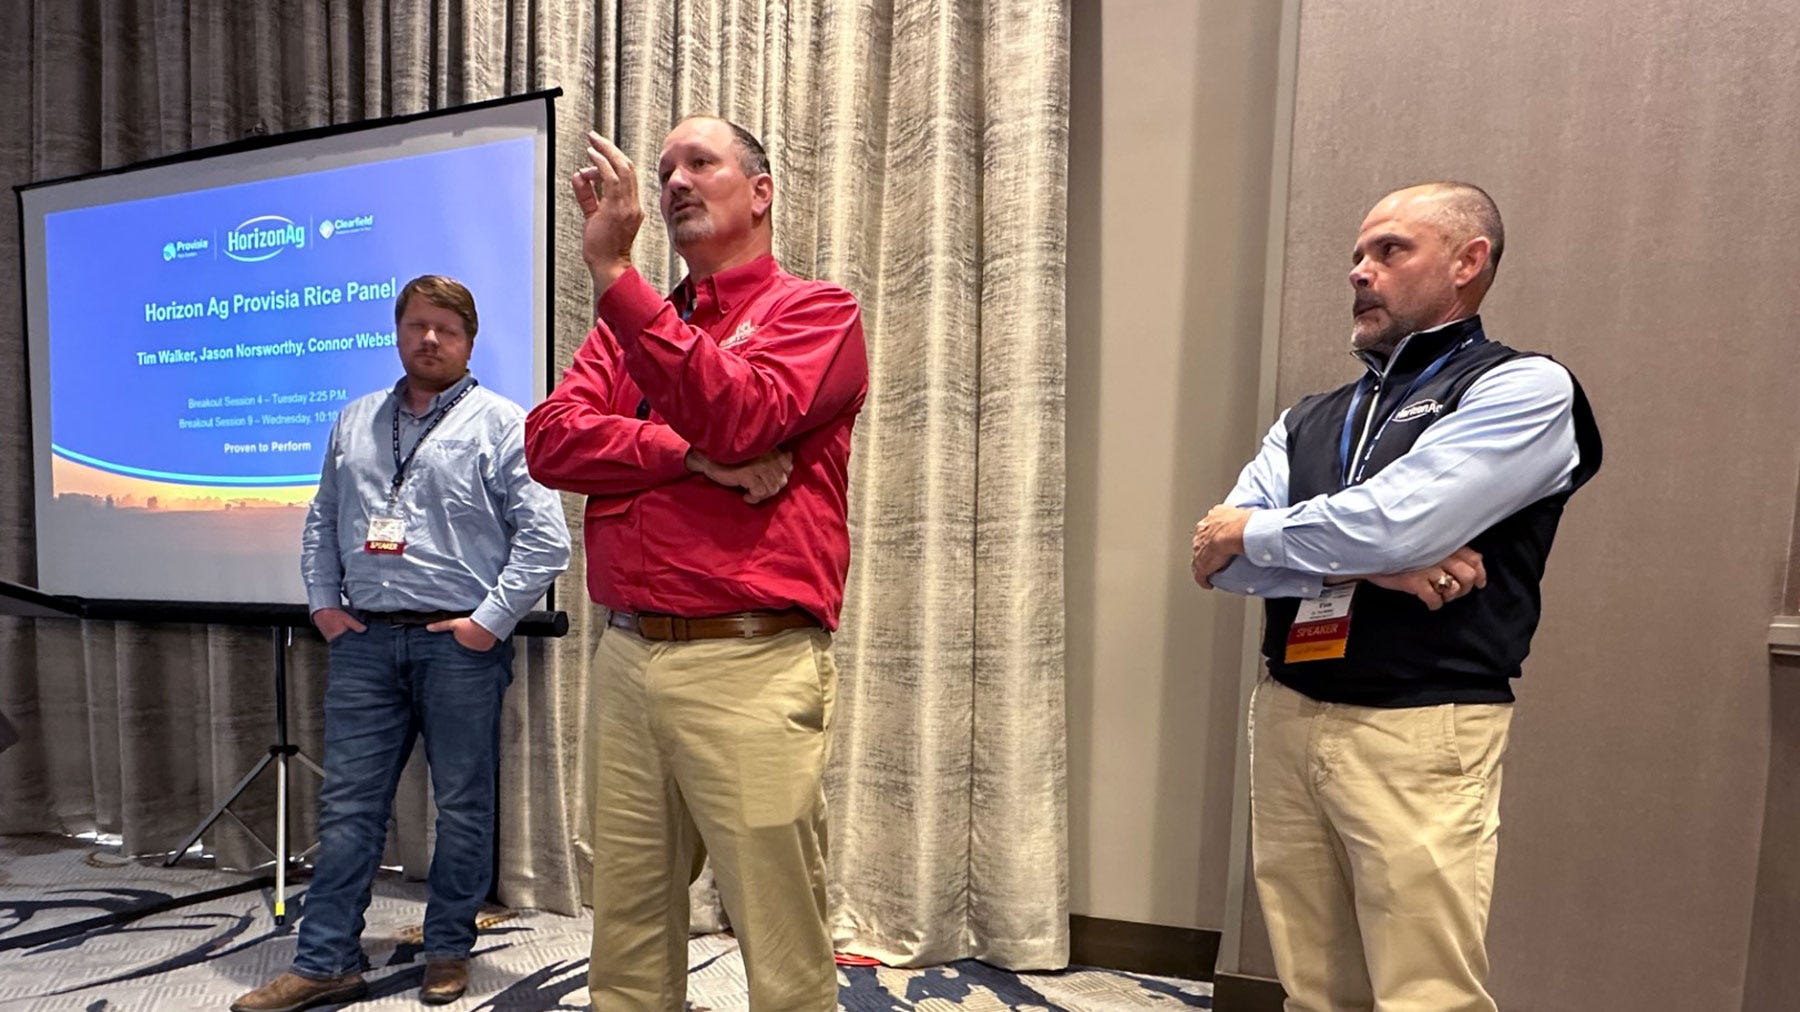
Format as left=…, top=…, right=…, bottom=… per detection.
left=292, top=620, right=513, bottom=979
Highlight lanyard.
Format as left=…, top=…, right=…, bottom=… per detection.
left=389, top=378, right=477, bottom=504
left=1337, top=336, right=1479, bottom=485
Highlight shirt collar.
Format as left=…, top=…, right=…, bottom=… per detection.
left=391, top=372, right=476, bottom=418
left=673, top=253, right=779, bottom=317
left=1355, top=314, right=1484, bottom=378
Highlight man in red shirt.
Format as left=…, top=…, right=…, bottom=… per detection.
left=524, top=116, right=866, bottom=1012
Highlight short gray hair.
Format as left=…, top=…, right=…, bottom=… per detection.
left=1416, top=181, right=1505, bottom=279
left=725, top=121, right=770, bottom=179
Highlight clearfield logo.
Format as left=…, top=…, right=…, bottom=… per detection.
left=317, top=213, right=375, bottom=239
left=225, top=214, right=306, bottom=262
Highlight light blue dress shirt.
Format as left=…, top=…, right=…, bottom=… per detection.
left=300, top=375, right=571, bottom=638
left=1210, top=328, right=1582, bottom=600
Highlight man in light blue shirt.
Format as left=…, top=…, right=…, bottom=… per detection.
left=1198, top=344, right=1580, bottom=603
left=1191, top=183, right=1601, bottom=1011
left=234, top=275, right=570, bottom=1012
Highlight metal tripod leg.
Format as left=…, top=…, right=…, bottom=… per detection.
left=164, top=628, right=323, bottom=926
left=166, top=750, right=276, bottom=863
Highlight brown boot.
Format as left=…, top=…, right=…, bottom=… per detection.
left=230, top=970, right=367, bottom=1012
left=420, top=958, right=469, bottom=1005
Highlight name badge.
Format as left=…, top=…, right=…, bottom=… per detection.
left=364, top=514, right=406, bottom=554
left=1285, top=583, right=1355, bottom=663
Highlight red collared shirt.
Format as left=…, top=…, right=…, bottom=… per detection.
left=524, top=254, right=867, bottom=629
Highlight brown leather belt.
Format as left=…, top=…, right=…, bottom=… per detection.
left=608, top=608, right=820, bottom=642
left=361, top=609, right=473, bottom=626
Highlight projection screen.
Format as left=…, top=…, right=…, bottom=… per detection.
left=17, top=92, right=555, bottom=607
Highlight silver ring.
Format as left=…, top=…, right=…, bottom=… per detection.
left=1433, top=573, right=1456, bottom=593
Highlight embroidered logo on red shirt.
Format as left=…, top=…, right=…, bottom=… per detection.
left=720, top=321, right=758, bottom=350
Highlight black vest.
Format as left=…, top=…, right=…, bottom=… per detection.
left=1261, top=316, right=1603, bottom=707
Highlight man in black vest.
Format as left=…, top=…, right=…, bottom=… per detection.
left=1191, top=182, right=1601, bottom=1012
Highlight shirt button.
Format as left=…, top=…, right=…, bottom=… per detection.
left=1329, top=562, right=1341, bottom=571
left=1260, top=552, right=1273, bottom=562
left=382, top=581, right=391, bottom=587
left=1246, top=586, right=1257, bottom=595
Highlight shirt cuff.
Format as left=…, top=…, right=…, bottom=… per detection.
left=596, top=268, right=671, bottom=346
left=1241, top=508, right=1293, bottom=570
left=1209, top=556, right=1325, bottom=599
left=471, top=599, right=519, bottom=641
left=306, top=585, right=344, bottom=615
left=643, top=424, right=694, bottom=479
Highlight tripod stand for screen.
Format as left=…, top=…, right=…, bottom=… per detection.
left=164, top=626, right=323, bottom=925
left=4, top=587, right=567, bottom=927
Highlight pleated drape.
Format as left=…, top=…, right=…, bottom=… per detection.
left=0, top=0, right=1068, bottom=968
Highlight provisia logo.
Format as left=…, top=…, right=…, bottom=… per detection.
left=225, top=214, right=306, bottom=262
left=161, top=238, right=209, bottom=261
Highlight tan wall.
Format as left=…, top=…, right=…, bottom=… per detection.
left=1232, top=2, right=1800, bottom=1008
left=1065, top=0, right=1282, bottom=926
left=1746, top=655, right=1800, bottom=1010
left=1072, top=4, right=1800, bottom=1003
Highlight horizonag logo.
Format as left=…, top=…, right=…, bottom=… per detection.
left=224, top=215, right=306, bottom=262
left=1392, top=398, right=1444, bottom=423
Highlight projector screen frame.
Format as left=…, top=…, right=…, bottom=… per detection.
left=11, top=88, right=567, bottom=622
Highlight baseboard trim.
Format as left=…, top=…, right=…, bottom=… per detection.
left=1067, top=914, right=1219, bottom=980
left=1212, top=970, right=1287, bottom=1011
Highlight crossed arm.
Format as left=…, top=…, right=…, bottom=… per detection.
left=523, top=134, right=864, bottom=505
left=1191, top=358, right=1580, bottom=607
left=522, top=322, right=799, bottom=504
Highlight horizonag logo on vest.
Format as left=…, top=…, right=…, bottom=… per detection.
left=224, top=215, right=306, bottom=262
left=1392, top=398, right=1444, bottom=423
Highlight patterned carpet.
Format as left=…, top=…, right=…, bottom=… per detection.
left=0, top=835, right=1212, bottom=1010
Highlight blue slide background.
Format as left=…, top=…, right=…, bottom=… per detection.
left=43, top=136, right=538, bottom=487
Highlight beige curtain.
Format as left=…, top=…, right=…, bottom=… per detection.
left=0, top=0, right=1068, bottom=969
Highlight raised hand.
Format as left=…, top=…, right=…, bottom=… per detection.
left=571, top=131, right=644, bottom=292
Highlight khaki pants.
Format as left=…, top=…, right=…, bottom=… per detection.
left=587, top=626, right=838, bottom=1012
left=1250, top=675, right=1513, bottom=1012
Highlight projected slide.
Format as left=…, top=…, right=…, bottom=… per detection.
left=46, top=139, right=533, bottom=502
left=22, top=96, right=552, bottom=604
